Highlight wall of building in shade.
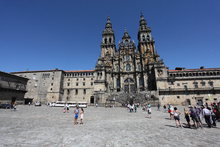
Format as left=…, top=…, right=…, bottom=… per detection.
left=10, top=15, right=220, bottom=106
left=0, top=71, right=28, bottom=104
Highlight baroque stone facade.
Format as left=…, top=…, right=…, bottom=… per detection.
left=11, top=14, right=220, bottom=106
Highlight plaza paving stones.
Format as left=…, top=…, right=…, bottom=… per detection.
left=0, top=105, right=220, bottom=147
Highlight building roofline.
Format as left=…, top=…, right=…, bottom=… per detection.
left=0, top=71, right=29, bottom=81
left=65, top=70, right=95, bottom=73
left=10, top=69, right=64, bottom=74
left=168, top=68, right=220, bottom=72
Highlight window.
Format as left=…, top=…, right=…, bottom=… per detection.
left=75, top=89, right=78, bottom=95
left=68, top=79, right=70, bottom=81
left=126, top=64, right=131, bottom=71
left=83, top=78, right=85, bottom=81
left=208, top=81, right=214, bottom=87
left=139, top=77, right=144, bottom=87
left=51, top=83, right=53, bottom=86
left=83, top=82, right=85, bottom=86
left=177, top=96, right=180, bottom=99
left=91, top=78, right=93, bottom=80
left=76, top=83, right=78, bottom=86
left=177, top=83, right=180, bottom=86
left=142, top=35, right=145, bottom=41
left=201, top=81, right=206, bottom=86
left=67, top=89, right=70, bottom=95
left=125, top=55, right=130, bottom=61
left=91, top=82, right=93, bottom=86
left=77, top=78, right=79, bottom=81
left=50, top=88, right=53, bottom=91
left=193, top=82, right=198, bottom=88
left=67, top=83, right=70, bottom=86
left=83, top=89, right=86, bottom=94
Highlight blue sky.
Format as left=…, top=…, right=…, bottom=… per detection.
left=0, top=0, right=219, bottom=72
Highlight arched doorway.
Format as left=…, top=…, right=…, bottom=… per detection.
left=124, top=78, right=136, bottom=93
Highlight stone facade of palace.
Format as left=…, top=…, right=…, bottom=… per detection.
left=11, top=15, right=220, bottom=106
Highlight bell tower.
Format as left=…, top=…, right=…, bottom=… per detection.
left=101, top=17, right=116, bottom=58
left=138, top=14, right=159, bottom=64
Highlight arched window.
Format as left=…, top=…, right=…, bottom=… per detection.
left=126, top=64, right=131, bottom=71
left=104, top=38, right=107, bottom=44
left=142, top=35, right=145, bottom=41
left=125, top=55, right=130, bottom=61
left=109, top=38, right=112, bottom=43
left=124, top=78, right=134, bottom=83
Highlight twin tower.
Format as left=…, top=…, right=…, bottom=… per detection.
left=94, top=14, right=165, bottom=96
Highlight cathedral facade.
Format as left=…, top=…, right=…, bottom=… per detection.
left=11, top=14, right=220, bottom=106
left=94, top=15, right=161, bottom=94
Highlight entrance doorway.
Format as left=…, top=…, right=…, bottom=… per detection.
left=124, top=78, right=135, bottom=93
left=90, top=96, right=94, bottom=104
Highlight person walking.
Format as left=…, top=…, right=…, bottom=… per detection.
left=169, top=105, right=174, bottom=120
left=195, top=106, right=203, bottom=128
left=80, top=108, right=84, bottom=124
left=157, top=103, right=160, bottom=111
left=163, top=105, right=166, bottom=113
left=184, top=108, right=191, bottom=128
left=74, top=106, right=79, bottom=125
left=146, top=103, right=152, bottom=118
left=66, top=103, right=69, bottom=113
left=203, top=106, right=212, bottom=128
left=134, top=104, right=137, bottom=113
left=173, top=107, right=182, bottom=128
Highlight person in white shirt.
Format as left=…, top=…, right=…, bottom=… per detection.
left=203, top=106, right=211, bottom=128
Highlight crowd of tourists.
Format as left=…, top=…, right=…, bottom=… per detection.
left=165, top=102, right=220, bottom=128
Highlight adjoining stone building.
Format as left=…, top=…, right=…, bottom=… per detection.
left=11, top=69, right=64, bottom=104
left=0, top=71, right=28, bottom=104
left=157, top=67, right=220, bottom=106
left=63, top=70, right=95, bottom=104
left=11, top=14, right=220, bottom=106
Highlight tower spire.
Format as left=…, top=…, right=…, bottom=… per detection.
left=100, top=16, right=116, bottom=58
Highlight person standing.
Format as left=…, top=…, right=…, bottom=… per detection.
left=80, top=108, right=84, bottom=124
left=66, top=103, right=69, bottom=113
left=134, top=104, right=137, bottom=113
left=184, top=108, right=191, bottom=128
left=74, top=106, right=79, bottom=125
left=157, top=103, right=160, bottom=111
left=169, top=105, right=174, bottom=120
left=203, top=106, right=212, bottom=128
left=189, top=106, right=198, bottom=128
left=147, top=103, right=152, bottom=118
left=163, top=105, right=166, bottom=113
left=173, top=107, right=182, bottom=128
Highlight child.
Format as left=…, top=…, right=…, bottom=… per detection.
left=80, top=108, right=84, bottom=124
